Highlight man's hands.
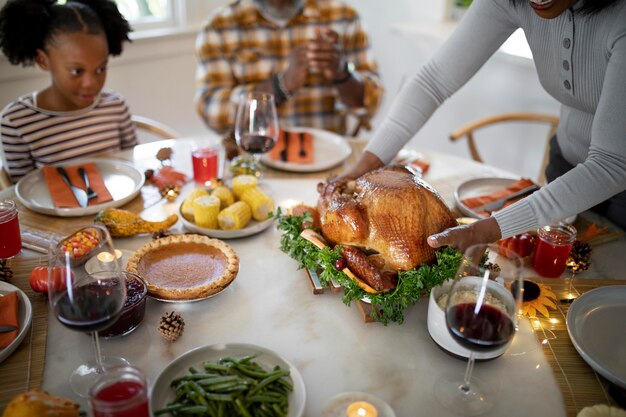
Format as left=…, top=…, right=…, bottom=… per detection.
left=282, top=28, right=345, bottom=93
left=281, top=46, right=309, bottom=94
left=427, top=217, right=502, bottom=254
left=307, top=28, right=345, bottom=82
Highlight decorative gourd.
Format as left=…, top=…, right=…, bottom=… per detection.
left=95, top=208, right=178, bottom=238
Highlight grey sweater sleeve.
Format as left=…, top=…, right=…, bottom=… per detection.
left=365, top=0, right=626, bottom=238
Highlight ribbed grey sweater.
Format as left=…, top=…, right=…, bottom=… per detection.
left=365, top=0, right=626, bottom=238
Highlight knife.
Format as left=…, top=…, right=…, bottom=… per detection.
left=0, top=325, right=17, bottom=333
left=57, top=167, right=88, bottom=208
left=472, top=184, right=540, bottom=212
left=280, top=133, right=290, bottom=162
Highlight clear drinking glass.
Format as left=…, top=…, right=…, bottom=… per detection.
left=434, top=243, right=523, bottom=416
left=234, top=92, right=279, bottom=170
left=89, top=365, right=150, bottom=417
left=48, top=224, right=127, bottom=397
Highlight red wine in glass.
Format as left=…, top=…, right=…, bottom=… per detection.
left=447, top=303, right=516, bottom=353
left=239, top=133, right=276, bottom=154
left=54, top=280, right=124, bottom=333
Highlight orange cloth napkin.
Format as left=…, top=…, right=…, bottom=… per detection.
left=0, top=291, right=19, bottom=349
left=42, top=162, right=113, bottom=208
left=461, top=178, right=538, bottom=216
left=268, top=129, right=314, bottom=163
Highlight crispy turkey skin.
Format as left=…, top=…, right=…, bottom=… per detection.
left=317, top=166, right=457, bottom=291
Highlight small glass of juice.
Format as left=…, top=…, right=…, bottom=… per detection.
left=532, top=223, right=577, bottom=278
left=191, top=146, right=220, bottom=184
left=89, top=365, right=150, bottom=417
left=0, top=200, right=21, bottom=259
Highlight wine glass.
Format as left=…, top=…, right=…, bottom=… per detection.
left=234, top=91, right=279, bottom=170
left=434, top=243, right=523, bottom=416
left=48, top=224, right=127, bottom=397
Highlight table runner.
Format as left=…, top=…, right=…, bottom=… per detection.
left=530, top=278, right=625, bottom=416
left=0, top=256, right=48, bottom=408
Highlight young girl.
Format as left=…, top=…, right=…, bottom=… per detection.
left=0, top=0, right=136, bottom=183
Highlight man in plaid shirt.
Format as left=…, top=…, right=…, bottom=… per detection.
left=194, top=0, right=384, bottom=136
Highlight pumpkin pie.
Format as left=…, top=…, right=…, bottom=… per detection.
left=126, top=234, right=239, bottom=301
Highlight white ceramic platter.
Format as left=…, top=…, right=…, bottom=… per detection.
left=260, top=127, right=351, bottom=172
left=15, top=158, right=144, bottom=217
left=566, top=285, right=626, bottom=389
left=0, top=281, right=33, bottom=363
left=453, top=177, right=518, bottom=218
left=151, top=343, right=306, bottom=417
left=180, top=206, right=274, bottom=239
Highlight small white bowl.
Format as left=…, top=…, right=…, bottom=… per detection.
left=427, top=282, right=509, bottom=360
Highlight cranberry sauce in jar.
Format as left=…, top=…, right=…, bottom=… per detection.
left=100, top=272, right=147, bottom=338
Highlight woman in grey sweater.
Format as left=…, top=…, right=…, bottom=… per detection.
left=342, top=0, right=626, bottom=252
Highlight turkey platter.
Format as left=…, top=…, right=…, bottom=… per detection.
left=317, top=166, right=457, bottom=293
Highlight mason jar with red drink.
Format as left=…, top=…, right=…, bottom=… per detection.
left=89, top=365, right=150, bottom=417
left=532, top=223, right=577, bottom=278
left=0, top=200, right=21, bottom=259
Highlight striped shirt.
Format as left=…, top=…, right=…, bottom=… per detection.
left=366, top=0, right=626, bottom=237
left=194, top=0, right=384, bottom=135
left=1, top=90, right=137, bottom=183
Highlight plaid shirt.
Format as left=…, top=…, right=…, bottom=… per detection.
left=194, top=0, right=384, bottom=135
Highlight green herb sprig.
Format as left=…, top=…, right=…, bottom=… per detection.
left=273, top=208, right=463, bottom=325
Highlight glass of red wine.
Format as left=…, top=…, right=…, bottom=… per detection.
left=434, top=243, right=523, bottom=416
left=48, top=224, right=127, bottom=397
left=234, top=91, right=279, bottom=172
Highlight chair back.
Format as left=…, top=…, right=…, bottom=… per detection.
left=132, top=115, right=181, bottom=142
left=449, top=112, right=559, bottom=184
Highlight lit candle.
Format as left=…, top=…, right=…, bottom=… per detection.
left=97, top=250, right=122, bottom=268
left=346, top=401, right=378, bottom=417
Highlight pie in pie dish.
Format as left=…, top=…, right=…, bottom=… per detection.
left=125, top=234, right=239, bottom=301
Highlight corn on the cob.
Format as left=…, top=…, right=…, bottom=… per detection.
left=240, top=187, right=274, bottom=221
left=180, top=189, right=209, bottom=221
left=231, top=175, right=258, bottom=199
left=211, top=186, right=235, bottom=209
left=218, top=201, right=252, bottom=230
left=192, top=195, right=220, bottom=228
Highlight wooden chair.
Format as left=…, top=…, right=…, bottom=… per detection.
left=449, top=112, right=559, bottom=184
left=131, top=115, right=181, bottom=141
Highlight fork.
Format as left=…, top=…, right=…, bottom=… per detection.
left=298, top=132, right=307, bottom=158
left=78, top=167, right=97, bottom=200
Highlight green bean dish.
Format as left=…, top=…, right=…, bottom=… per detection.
left=154, top=355, right=293, bottom=417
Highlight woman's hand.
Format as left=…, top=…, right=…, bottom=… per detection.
left=330, top=151, right=384, bottom=183
left=427, top=217, right=502, bottom=253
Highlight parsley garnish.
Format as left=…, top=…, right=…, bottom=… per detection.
left=273, top=208, right=463, bottom=325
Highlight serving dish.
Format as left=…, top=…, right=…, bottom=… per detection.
left=566, top=286, right=626, bottom=388
left=261, top=127, right=351, bottom=172
left=0, top=282, right=33, bottom=363
left=150, top=343, right=306, bottom=417
left=427, top=281, right=510, bottom=361
left=15, top=158, right=144, bottom=217
left=180, top=205, right=274, bottom=239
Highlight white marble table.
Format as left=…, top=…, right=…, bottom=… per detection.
left=34, top=138, right=590, bottom=417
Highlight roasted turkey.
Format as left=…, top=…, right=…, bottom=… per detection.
left=317, top=166, right=457, bottom=292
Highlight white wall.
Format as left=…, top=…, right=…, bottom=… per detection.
left=0, top=0, right=560, bottom=180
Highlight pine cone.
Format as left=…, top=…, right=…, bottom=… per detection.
left=0, top=260, right=13, bottom=282
left=158, top=311, right=185, bottom=342
left=567, top=240, right=592, bottom=272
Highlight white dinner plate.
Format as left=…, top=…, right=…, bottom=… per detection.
left=15, top=158, right=144, bottom=217
left=180, top=206, right=274, bottom=239
left=260, top=127, right=351, bottom=172
left=0, top=282, right=33, bottom=363
left=566, top=286, right=626, bottom=389
left=150, top=343, right=306, bottom=417
left=454, top=177, right=518, bottom=218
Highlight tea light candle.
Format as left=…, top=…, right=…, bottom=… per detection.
left=97, top=249, right=122, bottom=267
left=346, top=401, right=378, bottom=417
